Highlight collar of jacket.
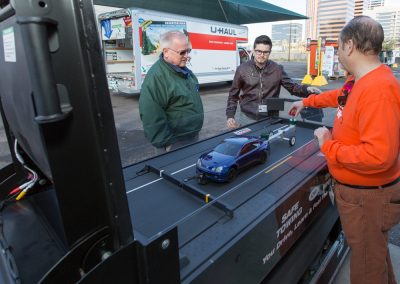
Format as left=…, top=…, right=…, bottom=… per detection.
left=252, top=58, right=269, bottom=71
left=160, top=53, right=193, bottom=78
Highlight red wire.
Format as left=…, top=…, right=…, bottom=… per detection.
left=9, top=187, right=21, bottom=195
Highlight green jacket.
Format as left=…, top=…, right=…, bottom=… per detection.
left=139, top=58, right=204, bottom=148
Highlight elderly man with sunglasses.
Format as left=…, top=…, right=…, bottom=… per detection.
left=289, top=16, right=400, bottom=284
left=139, top=30, right=204, bottom=152
left=226, top=35, right=321, bottom=129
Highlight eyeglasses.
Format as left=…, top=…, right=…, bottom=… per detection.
left=254, top=49, right=271, bottom=56
left=168, top=48, right=192, bottom=56
left=337, top=80, right=355, bottom=107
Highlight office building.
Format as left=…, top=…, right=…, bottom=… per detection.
left=306, top=0, right=319, bottom=40
left=355, top=0, right=367, bottom=16
left=365, top=5, right=400, bottom=47
left=367, top=0, right=385, bottom=9
left=271, top=23, right=303, bottom=46
left=307, top=0, right=355, bottom=41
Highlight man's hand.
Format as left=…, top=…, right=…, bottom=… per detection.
left=288, top=101, right=305, bottom=117
left=307, top=86, right=322, bottom=94
left=314, top=126, right=332, bottom=148
left=227, top=118, right=239, bottom=129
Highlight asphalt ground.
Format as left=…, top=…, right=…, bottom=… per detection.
left=0, top=61, right=399, bottom=251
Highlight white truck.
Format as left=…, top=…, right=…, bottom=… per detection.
left=98, top=8, right=249, bottom=94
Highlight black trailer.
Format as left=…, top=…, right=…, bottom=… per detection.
left=0, top=1, right=347, bottom=283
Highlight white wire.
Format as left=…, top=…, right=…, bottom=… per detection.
left=14, top=139, right=24, bottom=164
left=13, top=139, right=38, bottom=191
left=22, top=164, right=38, bottom=189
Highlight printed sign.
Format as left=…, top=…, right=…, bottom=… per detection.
left=101, top=16, right=131, bottom=40
left=333, top=48, right=346, bottom=77
left=138, top=14, right=248, bottom=76
left=233, top=128, right=252, bottom=135
left=322, top=46, right=335, bottom=77
left=2, top=27, right=16, bottom=62
left=321, top=36, right=326, bottom=52
left=262, top=170, right=331, bottom=265
left=139, top=18, right=187, bottom=75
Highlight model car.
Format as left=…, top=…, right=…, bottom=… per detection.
left=261, top=119, right=297, bottom=147
left=196, top=136, right=270, bottom=184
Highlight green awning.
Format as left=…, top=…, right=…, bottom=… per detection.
left=94, top=0, right=307, bottom=24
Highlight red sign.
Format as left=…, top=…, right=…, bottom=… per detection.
left=189, top=32, right=247, bottom=51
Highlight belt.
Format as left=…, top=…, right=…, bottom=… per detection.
left=337, top=176, right=400, bottom=189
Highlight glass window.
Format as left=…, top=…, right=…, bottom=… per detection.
left=214, top=141, right=242, bottom=157
left=239, top=143, right=257, bottom=155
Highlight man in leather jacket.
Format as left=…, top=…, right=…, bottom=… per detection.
left=226, top=35, right=320, bottom=129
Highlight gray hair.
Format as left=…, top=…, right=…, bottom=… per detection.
left=340, top=16, right=384, bottom=55
left=159, top=30, right=188, bottom=49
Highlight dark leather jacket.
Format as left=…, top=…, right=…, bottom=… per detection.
left=226, top=59, right=309, bottom=120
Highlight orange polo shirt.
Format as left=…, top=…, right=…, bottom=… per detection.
left=303, top=65, right=400, bottom=186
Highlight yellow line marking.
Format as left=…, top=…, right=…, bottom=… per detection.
left=265, top=156, right=292, bottom=174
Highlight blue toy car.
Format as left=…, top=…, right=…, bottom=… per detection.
left=196, top=136, right=270, bottom=184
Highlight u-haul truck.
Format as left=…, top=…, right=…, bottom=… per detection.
left=98, top=8, right=249, bottom=94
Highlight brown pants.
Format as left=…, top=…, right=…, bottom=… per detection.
left=335, top=182, right=400, bottom=284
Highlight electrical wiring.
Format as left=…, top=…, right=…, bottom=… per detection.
left=0, top=141, right=30, bottom=283
left=13, top=139, right=24, bottom=165
left=8, top=174, right=33, bottom=196
left=12, top=140, right=39, bottom=201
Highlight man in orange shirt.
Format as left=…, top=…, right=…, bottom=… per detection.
left=289, top=16, right=400, bottom=284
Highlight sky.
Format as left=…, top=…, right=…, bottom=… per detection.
left=245, top=0, right=400, bottom=46
left=244, top=0, right=306, bottom=46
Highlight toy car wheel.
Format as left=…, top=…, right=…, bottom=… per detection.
left=259, top=151, right=267, bottom=164
left=197, top=174, right=208, bottom=185
left=227, top=168, right=237, bottom=182
left=289, top=136, right=296, bottom=146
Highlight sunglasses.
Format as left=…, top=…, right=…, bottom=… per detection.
left=168, top=48, right=192, bottom=56
left=337, top=80, right=355, bottom=107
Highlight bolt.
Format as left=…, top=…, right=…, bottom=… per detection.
left=101, top=250, right=112, bottom=261
left=161, top=239, right=170, bottom=250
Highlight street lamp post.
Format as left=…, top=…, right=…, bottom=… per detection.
left=288, top=21, right=292, bottom=62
